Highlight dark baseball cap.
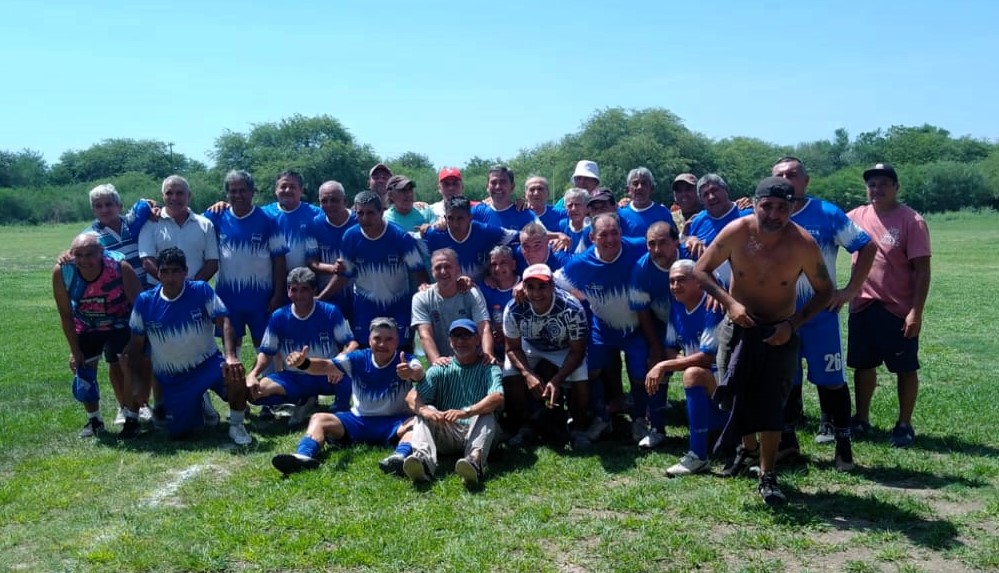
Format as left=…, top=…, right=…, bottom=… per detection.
left=586, top=189, right=615, bottom=206
left=369, top=163, right=392, bottom=177
left=862, top=162, right=898, bottom=183
left=386, top=175, right=414, bottom=192
left=754, top=177, right=795, bottom=201
left=671, top=173, right=697, bottom=189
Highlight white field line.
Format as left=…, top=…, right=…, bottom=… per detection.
left=142, top=464, right=210, bottom=507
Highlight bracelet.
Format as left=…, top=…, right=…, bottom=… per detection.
left=298, top=358, right=311, bottom=370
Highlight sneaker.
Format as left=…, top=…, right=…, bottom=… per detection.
left=850, top=415, right=872, bottom=437
left=138, top=406, right=154, bottom=423
left=776, top=431, right=801, bottom=462
left=570, top=431, right=591, bottom=450
left=272, top=453, right=320, bottom=474
left=888, top=423, right=916, bottom=448
left=79, top=418, right=105, bottom=438
left=508, top=427, right=536, bottom=448
left=720, top=444, right=759, bottom=478
left=228, top=423, right=253, bottom=446
left=814, top=422, right=836, bottom=445
left=288, top=396, right=318, bottom=427
left=455, top=457, right=483, bottom=487
left=758, top=472, right=787, bottom=507
left=151, top=405, right=167, bottom=429
left=258, top=405, right=276, bottom=421
left=120, top=417, right=141, bottom=439
left=638, top=429, right=666, bottom=449
left=666, top=452, right=709, bottom=477
left=113, top=407, right=127, bottom=426
left=202, top=393, right=220, bottom=427
left=585, top=418, right=611, bottom=441
left=403, top=454, right=433, bottom=483
left=834, top=437, right=855, bottom=472
left=631, top=417, right=650, bottom=442
left=378, top=453, right=406, bottom=476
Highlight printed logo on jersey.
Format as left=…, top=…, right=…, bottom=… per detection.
left=882, top=228, right=901, bottom=248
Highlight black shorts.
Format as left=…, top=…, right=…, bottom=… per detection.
left=79, top=328, right=131, bottom=363
left=847, top=302, right=920, bottom=373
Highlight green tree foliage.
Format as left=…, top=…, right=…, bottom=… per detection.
left=0, top=149, right=47, bottom=188
left=48, top=139, right=204, bottom=185
left=851, top=125, right=992, bottom=167
left=713, top=137, right=791, bottom=197
left=792, top=128, right=851, bottom=177
left=900, top=161, right=993, bottom=213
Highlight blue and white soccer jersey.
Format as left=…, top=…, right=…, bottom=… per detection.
left=472, top=203, right=539, bottom=231
left=340, top=223, right=424, bottom=342
left=513, top=246, right=571, bottom=274
left=305, top=211, right=358, bottom=319
left=790, top=197, right=872, bottom=387
left=685, top=204, right=745, bottom=286
left=618, top=203, right=678, bottom=238
left=501, top=288, right=589, bottom=382
left=535, top=206, right=566, bottom=231
left=86, top=200, right=152, bottom=288
left=328, top=349, right=414, bottom=444
left=425, top=222, right=517, bottom=282
left=578, top=220, right=643, bottom=251
left=205, top=207, right=289, bottom=341
left=559, top=220, right=588, bottom=253
left=665, top=294, right=723, bottom=368
left=258, top=301, right=356, bottom=403
left=129, top=280, right=229, bottom=436
left=629, top=252, right=677, bottom=333
left=263, top=201, right=323, bottom=271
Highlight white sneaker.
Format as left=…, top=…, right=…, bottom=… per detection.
left=138, top=406, right=153, bottom=423
left=666, top=452, right=709, bottom=477
left=228, top=423, right=252, bottom=446
left=585, top=418, right=610, bottom=441
left=288, top=396, right=318, bottom=427
left=631, top=417, right=650, bottom=442
left=638, top=429, right=666, bottom=449
left=113, top=407, right=127, bottom=426
left=202, top=393, right=220, bottom=427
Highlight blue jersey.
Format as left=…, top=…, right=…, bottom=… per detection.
left=425, top=222, right=517, bottom=282
left=513, top=245, right=571, bottom=274
left=578, top=219, right=642, bottom=251
left=340, top=222, right=424, bottom=318
left=85, top=200, right=152, bottom=288
left=263, top=201, right=323, bottom=270
left=130, top=280, right=228, bottom=384
left=559, top=220, right=588, bottom=253
left=555, top=241, right=648, bottom=342
left=665, top=294, right=723, bottom=362
left=791, top=197, right=871, bottom=306
left=305, top=212, right=358, bottom=310
left=618, top=203, right=677, bottom=238
left=472, top=203, right=538, bottom=231
left=629, top=252, right=676, bottom=326
left=686, top=204, right=745, bottom=286
left=535, top=206, right=566, bottom=231
left=479, top=282, right=515, bottom=329
left=259, top=301, right=354, bottom=371
left=204, top=207, right=288, bottom=311
left=333, top=349, right=414, bottom=417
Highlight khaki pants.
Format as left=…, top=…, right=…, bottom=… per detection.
left=410, top=407, right=497, bottom=475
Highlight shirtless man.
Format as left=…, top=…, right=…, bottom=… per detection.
left=693, top=176, right=833, bottom=506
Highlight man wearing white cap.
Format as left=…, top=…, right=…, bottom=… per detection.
left=555, top=160, right=601, bottom=209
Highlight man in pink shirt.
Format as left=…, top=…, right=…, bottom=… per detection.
left=846, top=163, right=931, bottom=448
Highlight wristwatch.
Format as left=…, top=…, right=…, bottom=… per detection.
left=462, top=406, right=472, bottom=415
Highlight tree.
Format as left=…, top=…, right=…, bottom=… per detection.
left=49, top=139, right=202, bottom=185
left=388, top=152, right=435, bottom=172
left=713, top=137, right=791, bottom=197
left=0, top=149, right=47, bottom=188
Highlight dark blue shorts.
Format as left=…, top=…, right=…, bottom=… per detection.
left=160, top=354, right=227, bottom=437
left=332, top=412, right=410, bottom=445
left=847, top=302, right=920, bottom=373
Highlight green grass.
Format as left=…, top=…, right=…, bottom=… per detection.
left=1, top=214, right=998, bottom=572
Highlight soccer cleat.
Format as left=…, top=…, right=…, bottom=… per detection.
left=631, top=417, right=650, bottom=443
left=79, top=418, right=105, bottom=438
left=638, top=429, right=666, bottom=449
left=228, top=423, right=253, bottom=446
left=378, top=454, right=406, bottom=476
left=288, top=396, right=318, bottom=427
left=258, top=405, right=276, bottom=421
left=720, top=444, right=759, bottom=478
left=138, top=405, right=154, bottom=423
left=202, top=393, right=220, bottom=427
left=850, top=415, right=872, bottom=437
left=834, top=437, right=855, bottom=472
left=272, top=453, right=320, bottom=474
left=455, top=457, right=483, bottom=487
left=403, top=454, right=433, bottom=483
left=120, top=417, right=141, bottom=439
left=113, top=407, right=127, bottom=426
left=888, top=423, right=916, bottom=448
left=775, top=431, right=801, bottom=462
left=585, top=418, right=611, bottom=441
left=814, top=422, right=836, bottom=445
left=666, top=452, right=710, bottom=477
left=758, top=472, right=788, bottom=507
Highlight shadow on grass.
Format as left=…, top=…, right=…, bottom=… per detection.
left=103, top=424, right=279, bottom=455
left=853, top=426, right=999, bottom=458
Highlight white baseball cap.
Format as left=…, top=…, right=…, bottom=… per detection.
left=571, top=160, right=600, bottom=183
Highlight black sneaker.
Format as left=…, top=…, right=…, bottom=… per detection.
left=758, top=472, right=787, bottom=507
left=850, top=415, right=872, bottom=437
left=776, top=431, right=801, bottom=463
left=814, top=422, right=836, bottom=445
left=720, top=444, right=759, bottom=478
left=151, top=406, right=167, bottom=430
left=271, top=453, right=321, bottom=475
left=889, top=423, right=915, bottom=448
left=79, top=418, right=105, bottom=438
left=834, top=437, right=855, bottom=472
left=455, top=457, right=483, bottom=487
left=120, top=417, right=141, bottom=439
left=378, top=454, right=405, bottom=476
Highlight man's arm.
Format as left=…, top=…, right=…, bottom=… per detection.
left=637, top=309, right=665, bottom=368
left=904, top=256, right=931, bottom=338
left=505, top=336, right=545, bottom=399
left=269, top=254, right=287, bottom=312
left=478, top=320, right=495, bottom=364
left=692, top=226, right=741, bottom=319
left=767, top=240, right=835, bottom=346
left=548, top=338, right=586, bottom=388
left=829, top=241, right=876, bottom=312
left=120, top=262, right=142, bottom=305
left=416, top=324, right=444, bottom=364
left=126, top=333, right=147, bottom=397
left=193, top=259, right=219, bottom=282
left=51, top=265, right=83, bottom=370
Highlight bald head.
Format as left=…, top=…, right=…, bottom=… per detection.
left=70, top=232, right=102, bottom=252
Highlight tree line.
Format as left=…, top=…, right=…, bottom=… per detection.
left=2, top=109, right=997, bottom=225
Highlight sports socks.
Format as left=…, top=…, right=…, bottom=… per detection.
left=296, top=436, right=322, bottom=459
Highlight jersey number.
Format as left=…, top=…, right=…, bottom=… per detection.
left=824, top=353, right=843, bottom=373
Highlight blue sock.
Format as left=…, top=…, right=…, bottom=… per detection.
left=685, top=386, right=712, bottom=460
left=296, top=436, right=322, bottom=459
left=394, top=442, right=413, bottom=457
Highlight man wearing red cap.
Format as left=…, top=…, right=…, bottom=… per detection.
left=419, top=167, right=467, bottom=223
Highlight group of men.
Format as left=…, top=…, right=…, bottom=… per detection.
left=54, top=157, right=931, bottom=504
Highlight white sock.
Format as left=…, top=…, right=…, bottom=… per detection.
left=230, top=409, right=245, bottom=425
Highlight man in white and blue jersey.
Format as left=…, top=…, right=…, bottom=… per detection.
left=514, top=221, right=572, bottom=274
left=479, top=246, right=518, bottom=361
left=618, top=167, right=678, bottom=239
left=324, top=191, right=428, bottom=347
left=126, top=247, right=252, bottom=445
left=270, top=317, right=422, bottom=476
left=646, top=260, right=727, bottom=476
left=524, top=176, right=566, bottom=230
left=424, top=196, right=518, bottom=283
left=263, top=170, right=324, bottom=273
left=471, top=165, right=539, bottom=231
left=771, top=156, right=876, bottom=470
left=559, top=188, right=590, bottom=253
left=85, top=183, right=156, bottom=289
left=308, top=180, right=357, bottom=321
left=402, top=319, right=504, bottom=487
left=204, top=170, right=289, bottom=352
left=246, top=267, right=358, bottom=424
left=577, top=190, right=643, bottom=251
left=684, top=174, right=745, bottom=287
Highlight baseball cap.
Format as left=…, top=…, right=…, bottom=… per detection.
left=754, top=177, right=795, bottom=201
left=448, top=318, right=478, bottom=335
left=438, top=167, right=462, bottom=182
left=862, top=162, right=898, bottom=183
left=571, top=160, right=600, bottom=183
left=369, top=163, right=392, bottom=177
left=522, top=263, right=553, bottom=283
left=586, top=189, right=615, bottom=206
left=672, top=173, right=697, bottom=189
left=386, top=175, right=414, bottom=192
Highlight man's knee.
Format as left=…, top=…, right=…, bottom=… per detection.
left=682, top=367, right=713, bottom=389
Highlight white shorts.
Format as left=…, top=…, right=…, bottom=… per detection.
left=502, top=341, right=588, bottom=384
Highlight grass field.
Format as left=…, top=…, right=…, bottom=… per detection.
left=1, top=212, right=997, bottom=572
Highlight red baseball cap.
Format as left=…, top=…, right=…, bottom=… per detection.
left=438, top=167, right=462, bottom=182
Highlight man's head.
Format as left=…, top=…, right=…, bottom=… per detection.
left=487, top=165, right=515, bottom=207
left=522, top=263, right=555, bottom=308
left=89, top=184, right=123, bottom=226
left=224, top=170, right=255, bottom=214
left=571, top=160, right=601, bottom=192
left=275, top=170, right=305, bottom=210
left=368, top=317, right=400, bottom=360
left=156, top=246, right=188, bottom=291
left=753, top=176, right=795, bottom=233
left=626, top=167, right=657, bottom=208
left=696, top=174, right=733, bottom=218
left=448, top=318, right=480, bottom=359
left=590, top=212, right=622, bottom=256
left=368, top=163, right=392, bottom=196
left=863, top=162, right=900, bottom=210
left=69, top=232, right=104, bottom=272
left=645, top=221, right=680, bottom=269
left=429, top=248, right=460, bottom=286
left=286, top=266, right=318, bottom=310
left=318, top=180, right=348, bottom=219
left=161, top=175, right=192, bottom=215
left=437, top=167, right=464, bottom=201
left=518, top=221, right=550, bottom=265
left=586, top=189, right=616, bottom=216
left=487, top=245, right=516, bottom=285
left=353, top=190, right=385, bottom=234
left=671, top=173, right=699, bottom=215
left=386, top=175, right=416, bottom=214
left=562, top=188, right=589, bottom=223
left=668, top=259, right=701, bottom=305
left=771, top=156, right=810, bottom=199
left=524, top=176, right=550, bottom=210
left=444, top=196, right=473, bottom=239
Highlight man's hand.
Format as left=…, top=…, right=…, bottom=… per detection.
left=69, top=351, right=85, bottom=373
left=442, top=408, right=469, bottom=423
left=456, top=276, right=474, bottom=293
left=763, top=321, right=794, bottom=346
left=286, top=345, right=310, bottom=369
left=432, top=356, right=452, bottom=367
left=246, top=373, right=263, bottom=400
left=734, top=197, right=752, bottom=210
left=827, top=288, right=855, bottom=313
left=396, top=352, right=424, bottom=382
left=727, top=302, right=755, bottom=328
left=222, top=358, right=245, bottom=386
left=645, top=364, right=667, bottom=395
left=418, top=405, right=446, bottom=424
left=480, top=352, right=497, bottom=366
left=903, top=309, right=922, bottom=338
left=549, top=233, right=571, bottom=252
left=206, top=201, right=229, bottom=215
left=685, top=236, right=707, bottom=259
left=705, top=294, right=723, bottom=313
left=57, top=250, right=73, bottom=264
left=414, top=201, right=429, bottom=210
left=512, top=282, right=527, bottom=304
left=541, top=382, right=560, bottom=408
left=524, top=373, right=545, bottom=400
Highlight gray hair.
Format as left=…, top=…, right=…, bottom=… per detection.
left=524, top=175, right=549, bottom=192
left=88, top=183, right=122, bottom=207
left=369, top=316, right=399, bottom=333
left=519, top=221, right=548, bottom=240
left=353, top=190, right=383, bottom=210
left=627, top=167, right=656, bottom=189
left=670, top=259, right=696, bottom=274
left=161, top=175, right=191, bottom=194
left=489, top=245, right=514, bottom=259
left=430, top=248, right=459, bottom=264
left=318, top=180, right=346, bottom=197
left=562, top=187, right=589, bottom=204
left=286, top=266, right=318, bottom=289
left=223, top=170, right=255, bottom=194
left=696, top=174, right=729, bottom=197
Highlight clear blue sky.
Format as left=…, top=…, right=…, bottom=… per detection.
left=2, top=0, right=997, bottom=168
